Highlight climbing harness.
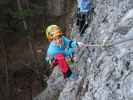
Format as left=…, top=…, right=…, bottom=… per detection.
left=48, top=55, right=79, bottom=80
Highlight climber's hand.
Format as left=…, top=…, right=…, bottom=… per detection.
left=77, top=42, right=86, bottom=48
left=49, top=64, right=54, bottom=69
left=49, top=60, right=58, bottom=69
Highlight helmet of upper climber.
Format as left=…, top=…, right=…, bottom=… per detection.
left=77, top=0, right=93, bottom=13
left=46, top=25, right=63, bottom=41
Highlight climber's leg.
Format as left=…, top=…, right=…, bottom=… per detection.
left=55, top=53, right=72, bottom=79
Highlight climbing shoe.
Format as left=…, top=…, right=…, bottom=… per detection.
left=68, top=72, right=79, bottom=81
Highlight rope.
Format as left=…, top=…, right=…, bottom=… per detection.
left=79, top=22, right=87, bottom=35
left=84, top=44, right=105, bottom=47
left=84, top=37, right=133, bottom=48
left=111, top=37, right=133, bottom=46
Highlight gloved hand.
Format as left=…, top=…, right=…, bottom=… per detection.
left=77, top=42, right=86, bottom=48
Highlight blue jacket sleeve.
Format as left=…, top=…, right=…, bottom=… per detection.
left=46, top=43, right=55, bottom=64
left=62, top=36, right=78, bottom=48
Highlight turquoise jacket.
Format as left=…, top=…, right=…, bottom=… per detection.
left=47, top=36, right=78, bottom=60
left=77, top=0, right=93, bottom=13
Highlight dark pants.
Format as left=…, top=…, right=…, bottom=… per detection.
left=79, top=14, right=88, bottom=35
left=77, top=12, right=89, bottom=35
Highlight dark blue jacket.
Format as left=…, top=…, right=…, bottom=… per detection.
left=77, top=0, right=93, bottom=13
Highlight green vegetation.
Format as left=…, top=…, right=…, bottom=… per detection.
left=14, top=8, right=33, bottom=18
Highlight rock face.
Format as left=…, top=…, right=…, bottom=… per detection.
left=45, top=0, right=66, bottom=16
left=45, top=0, right=74, bottom=16
left=34, top=0, right=133, bottom=100
left=59, top=0, right=133, bottom=100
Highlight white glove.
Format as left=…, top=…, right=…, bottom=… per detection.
left=77, top=42, right=86, bottom=48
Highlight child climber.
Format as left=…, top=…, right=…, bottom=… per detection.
left=45, top=25, right=84, bottom=80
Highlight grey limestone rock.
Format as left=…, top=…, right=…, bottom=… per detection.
left=34, top=0, right=133, bottom=100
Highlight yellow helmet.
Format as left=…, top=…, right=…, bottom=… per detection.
left=46, top=25, right=63, bottom=41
